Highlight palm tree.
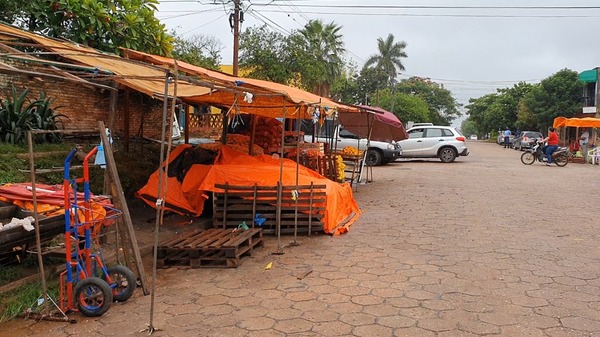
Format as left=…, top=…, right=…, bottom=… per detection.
left=297, top=19, right=346, bottom=96
left=364, top=34, right=408, bottom=86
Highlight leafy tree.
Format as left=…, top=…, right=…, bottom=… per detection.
left=466, top=93, right=501, bottom=135
left=363, top=33, right=407, bottom=86
left=356, top=66, right=389, bottom=105
left=330, top=69, right=360, bottom=104
left=239, top=25, right=295, bottom=83
left=378, top=88, right=429, bottom=123
left=290, top=19, right=346, bottom=96
left=466, top=81, right=536, bottom=135
left=0, top=1, right=20, bottom=23
left=172, top=31, right=222, bottom=70
left=460, top=118, right=478, bottom=137
left=395, top=77, right=461, bottom=125
left=6, top=0, right=172, bottom=56
left=330, top=65, right=387, bottom=105
left=520, top=69, right=583, bottom=130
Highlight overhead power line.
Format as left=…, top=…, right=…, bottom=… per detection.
left=245, top=4, right=600, bottom=10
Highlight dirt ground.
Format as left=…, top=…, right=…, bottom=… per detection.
left=2, top=140, right=600, bottom=337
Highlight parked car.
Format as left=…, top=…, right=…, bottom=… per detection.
left=398, top=126, right=469, bottom=163
left=470, top=135, right=478, bottom=140
left=497, top=131, right=516, bottom=145
left=512, top=131, right=543, bottom=150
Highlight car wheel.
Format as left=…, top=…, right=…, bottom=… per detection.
left=365, top=149, right=382, bottom=166
left=439, top=147, right=457, bottom=163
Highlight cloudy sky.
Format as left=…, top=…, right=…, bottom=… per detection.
left=157, top=0, right=600, bottom=120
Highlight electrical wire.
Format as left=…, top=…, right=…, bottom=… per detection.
left=157, top=7, right=221, bottom=20
left=181, top=13, right=228, bottom=34
left=244, top=4, right=600, bottom=10
left=255, top=9, right=600, bottom=18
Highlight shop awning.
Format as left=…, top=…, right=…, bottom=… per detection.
left=553, top=117, right=600, bottom=128
left=338, top=106, right=408, bottom=142
left=121, top=49, right=360, bottom=119
left=0, top=23, right=212, bottom=98
left=579, top=69, right=598, bottom=83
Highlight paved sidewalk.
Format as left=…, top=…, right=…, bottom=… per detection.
left=2, top=141, right=600, bottom=336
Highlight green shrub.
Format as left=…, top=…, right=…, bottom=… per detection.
left=0, top=85, right=68, bottom=144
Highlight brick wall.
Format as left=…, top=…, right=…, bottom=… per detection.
left=0, top=60, right=166, bottom=140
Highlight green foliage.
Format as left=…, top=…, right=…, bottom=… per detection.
left=520, top=69, right=583, bottom=130
left=467, top=69, right=582, bottom=135
left=0, top=1, right=20, bottom=23
left=460, top=118, right=478, bottom=137
left=0, top=266, right=20, bottom=285
left=171, top=31, right=222, bottom=70
left=0, top=85, right=66, bottom=144
left=363, top=33, right=407, bottom=86
left=395, top=77, right=462, bottom=125
left=239, top=25, right=296, bottom=83
left=330, top=66, right=389, bottom=106
left=239, top=21, right=346, bottom=96
left=378, top=89, right=429, bottom=123
left=331, top=70, right=361, bottom=104
left=7, top=0, right=172, bottom=56
left=0, top=279, right=60, bottom=323
left=290, top=19, right=346, bottom=96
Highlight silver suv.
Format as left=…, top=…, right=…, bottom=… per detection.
left=398, top=126, right=469, bottom=163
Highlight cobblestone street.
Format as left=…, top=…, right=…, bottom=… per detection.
left=2, top=140, right=600, bottom=337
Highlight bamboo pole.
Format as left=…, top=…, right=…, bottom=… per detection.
left=148, top=70, right=171, bottom=334
left=27, top=131, right=48, bottom=314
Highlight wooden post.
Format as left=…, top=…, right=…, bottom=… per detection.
left=184, top=104, right=190, bottom=145
left=124, top=89, right=130, bottom=153
left=98, top=120, right=150, bottom=295
left=308, top=182, right=314, bottom=236
left=249, top=115, right=257, bottom=155
left=222, top=183, right=229, bottom=229
left=27, top=131, right=49, bottom=313
left=251, top=184, right=257, bottom=229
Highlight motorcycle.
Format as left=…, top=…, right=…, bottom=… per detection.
left=520, top=141, right=568, bottom=167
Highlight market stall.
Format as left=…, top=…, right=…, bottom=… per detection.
left=137, top=145, right=360, bottom=236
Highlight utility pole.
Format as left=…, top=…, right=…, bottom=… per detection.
left=232, top=0, right=241, bottom=76
left=224, top=0, right=242, bottom=144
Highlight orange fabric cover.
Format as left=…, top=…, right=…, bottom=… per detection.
left=553, top=117, right=600, bottom=129
left=136, top=145, right=361, bottom=235
left=0, top=23, right=211, bottom=99
left=122, top=49, right=360, bottom=119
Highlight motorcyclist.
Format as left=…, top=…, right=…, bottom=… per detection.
left=540, top=127, right=559, bottom=166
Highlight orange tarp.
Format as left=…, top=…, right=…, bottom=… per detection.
left=136, top=145, right=361, bottom=235
left=0, top=23, right=211, bottom=98
left=553, top=117, right=600, bottom=129
left=122, top=49, right=360, bottom=119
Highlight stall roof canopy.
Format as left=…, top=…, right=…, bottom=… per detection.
left=0, top=23, right=212, bottom=98
left=339, top=106, right=408, bottom=142
left=579, top=68, right=598, bottom=83
left=121, top=49, right=360, bottom=119
left=553, top=117, right=600, bottom=128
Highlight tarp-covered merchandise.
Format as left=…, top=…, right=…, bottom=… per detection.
left=137, top=145, right=361, bottom=235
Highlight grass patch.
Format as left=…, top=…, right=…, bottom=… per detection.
left=0, top=265, right=21, bottom=285
left=0, top=139, right=163, bottom=323
left=0, top=140, right=160, bottom=195
left=0, top=279, right=60, bottom=323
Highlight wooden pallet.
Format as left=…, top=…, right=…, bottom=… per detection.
left=295, top=153, right=338, bottom=182
left=157, top=228, right=263, bottom=268
left=213, top=183, right=327, bottom=235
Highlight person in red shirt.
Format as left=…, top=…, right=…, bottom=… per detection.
left=540, top=127, right=559, bottom=166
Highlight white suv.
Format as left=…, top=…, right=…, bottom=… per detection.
left=398, top=126, right=469, bottom=163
